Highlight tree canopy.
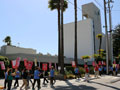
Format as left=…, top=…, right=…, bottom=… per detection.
left=3, top=36, right=11, bottom=46
left=113, top=24, right=120, bottom=57
left=0, top=56, right=10, bottom=67
left=48, top=0, right=68, bottom=11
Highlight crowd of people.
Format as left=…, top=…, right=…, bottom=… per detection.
left=74, top=64, right=119, bottom=82
left=3, top=66, right=55, bottom=90
left=3, top=63, right=119, bottom=90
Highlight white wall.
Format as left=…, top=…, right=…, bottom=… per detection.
left=82, top=3, right=102, bottom=53
left=1, top=45, right=36, bottom=54
left=64, top=19, right=94, bottom=61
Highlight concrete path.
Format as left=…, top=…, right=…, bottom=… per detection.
left=0, top=75, right=120, bottom=90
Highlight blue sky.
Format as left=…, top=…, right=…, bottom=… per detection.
left=0, top=0, right=120, bottom=55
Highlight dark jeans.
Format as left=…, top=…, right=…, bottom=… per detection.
left=4, top=79, right=8, bottom=88
left=14, top=78, right=19, bottom=87
left=109, top=71, right=113, bottom=75
left=27, top=78, right=33, bottom=86
left=116, top=71, right=118, bottom=76
left=32, top=79, right=40, bottom=89
left=50, top=77, right=54, bottom=85
left=43, top=77, right=48, bottom=84
left=99, top=71, right=102, bottom=76
left=8, top=80, right=12, bottom=90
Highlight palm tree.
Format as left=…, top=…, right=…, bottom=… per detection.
left=96, top=34, right=103, bottom=55
left=48, top=0, right=68, bottom=73
left=3, top=36, right=11, bottom=45
left=74, top=0, right=78, bottom=66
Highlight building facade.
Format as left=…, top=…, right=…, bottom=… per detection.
left=64, top=3, right=105, bottom=61
left=0, top=45, right=36, bottom=54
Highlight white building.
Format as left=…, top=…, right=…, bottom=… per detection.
left=0, top=45, right=36, bottom=54
left=64, top=3, right=105, bottom=61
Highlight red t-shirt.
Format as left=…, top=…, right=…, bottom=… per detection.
left=85, top=68, right=89, bottom=73
left=95, top=66, right=99, bottom=71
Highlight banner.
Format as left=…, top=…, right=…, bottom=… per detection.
left=72, top=61, right=76, bottom=67
left=0, top=61, right=5, bottom=70
left=16, top=57, right=21, bottom=68
left=117, top=64, right=119, bottom=69
left=84, top=64, right=88, bottom=68
left=103, top=61, right=106, bottom=65
left=113, top=60, right=116, bottom=64
left=42, top=63, right=47, bottom=71
left=98, top=61, right=102, bottom=66
left=102, top=61, right=103, bottom=65
left=34, top=58, right=37, bottom=66
left=24, top=58, right=28, bottom=67
left=58, top=66, right=61, bottom=71
left=49, top=62, right=52, bottom=69
left=92, top=61, right=95, bottom=66
left=11, top=60, right=17, bottom=69
left=26, top=61, right=33, bottom=70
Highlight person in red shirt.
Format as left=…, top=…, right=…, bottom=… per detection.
left=94, top=64, right=99, bottom=78
left=85, top=66, right=89, bottom=82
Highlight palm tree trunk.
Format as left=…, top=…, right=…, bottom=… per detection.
left=74, top=0, right=78, bottom=66
left=99, top=37, right=102, bottom=55
left=60, top=0, right=64, bottom=74
left=58, top=7, right=61, bottom=67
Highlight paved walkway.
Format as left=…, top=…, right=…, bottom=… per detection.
left=0, top=75, right=120, bottom=90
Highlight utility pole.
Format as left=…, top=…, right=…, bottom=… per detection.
left=108, top=0, right=114, bottom=64
left=104, top=0, right=109, bottom=74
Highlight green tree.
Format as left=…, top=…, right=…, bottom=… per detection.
left=0, top=56, right=10, bottom=68
left=48, top=0, right=68, bottom=74
left=3, top=36, right=11, bottom=45
left=74, top=0, right=78, bottom=66
left=113, top=24, right=120, bottom=57
left=93, top=50, right=106, bottom=63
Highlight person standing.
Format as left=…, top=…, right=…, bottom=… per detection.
left=50, top=66, right=55, bottom=86
left=7, top=68, right=16, bottom=90
left=74, top=67, right=79, bottom=79
left=113, top=66, right=116, bottom=76
left=27, top=70, right=33, bottom=87
left=99, top=66, right=102, bottom=76
left=4, top=67, right=9, bottom=89
left=43, top=70, right=49, bottom=85
left=20, top=69, right=28, bottom=90
left=14, top=68, right=20, bottom=87
left=85, top=66, right=89, bottom=82
left=115, top=66, right=118, bottom=76
left=95, top=64, right=99, bottom=78
left=103, top=66, right=106, bottom=74
left=32, top=67, right=41, bottom=90
left=109, top=65, right=113, bottom=75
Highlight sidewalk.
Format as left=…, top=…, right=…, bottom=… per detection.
left=0, top=75, right=120, bottom=90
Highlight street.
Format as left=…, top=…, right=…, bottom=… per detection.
left=0, top=75, right=120, bottom=90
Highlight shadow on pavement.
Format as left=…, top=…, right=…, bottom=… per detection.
left=51, top=80, right=97, bottom=90
left=90, top=81, right=120, bottom=90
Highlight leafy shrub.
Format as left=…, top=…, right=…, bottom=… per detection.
left=79, top=67, right=85, bottom=74
left=89, top=67, right=94, bottom=74
left=0, top=56, right=10, bottom=68
left=65, top=70, right=73, bottom=75
left=65, top=66, right=74, bottom=74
